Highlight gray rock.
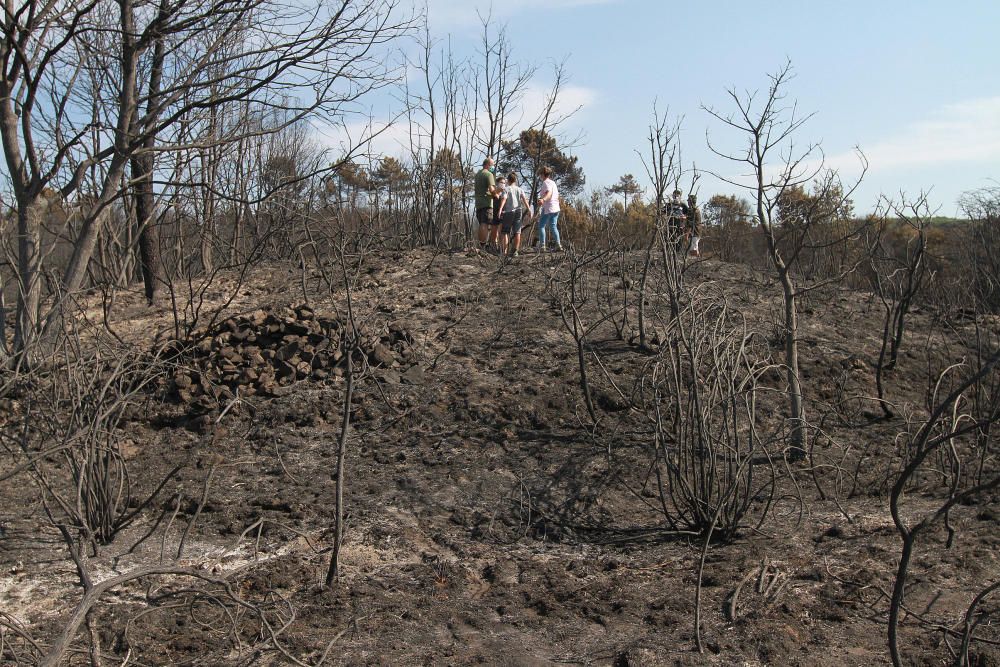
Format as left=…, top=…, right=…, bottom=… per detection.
left=379, top=369, right=401, bottom=384
left=372, top=343, right=395, bottom=367
left=401, top=365, right=425, bottom=385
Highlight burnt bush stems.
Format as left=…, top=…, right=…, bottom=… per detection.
left=650, top=286, right=777, bottom=540
left=888, top=353, right=1000, bottom=666
left=868, top=194, right=933, bottom=417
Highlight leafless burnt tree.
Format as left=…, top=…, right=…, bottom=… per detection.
left=867, top=192, right=933, bottom=416
left=473, top=11, right=534, bottom=163
left=704, top=61, right=867, bottom=459
left=636, top=103, right=681, bottom=350
left=1, top=0, right=410, bottom=359
left=549, top=245, right=615, bottom=426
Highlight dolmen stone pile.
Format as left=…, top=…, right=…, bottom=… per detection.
left=163, top=304, right=415, bottom=409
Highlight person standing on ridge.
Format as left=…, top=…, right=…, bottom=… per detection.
left=475, top=157, right=499, bottom=251
left=491, top=172, right=504, bottom=244
left=687, top=193, right=703, bottom=257
left=536, top=166, right=562, bottom=252
left=498, top=172, right=531, bottom=257
left=664, top=189, right=690, bottom=253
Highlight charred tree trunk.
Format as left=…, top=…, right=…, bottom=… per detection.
left=637, top=224, right=657, bottom=350
left=132, top=151, right=161, bottom=304
left=13, top=196, right=45, bottom=357
left=200, top=104, right=220, bottom=274
left=60, top=0, right=141, bottom=301
left=780, top=269, right=806, bottom=459
left=131, top=8, right=167, bottom=305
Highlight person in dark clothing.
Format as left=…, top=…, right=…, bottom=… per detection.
left=664, top=189, right=690, bottom=252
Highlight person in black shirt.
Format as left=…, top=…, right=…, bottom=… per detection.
left=664, top=189, right=690, bottom=252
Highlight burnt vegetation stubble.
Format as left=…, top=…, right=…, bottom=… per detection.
left=1, top=229, right=999, bottom=664
left=0, top=7, right=997, bottom=659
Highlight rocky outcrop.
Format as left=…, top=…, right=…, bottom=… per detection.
left=162, top=305, right=415, bottom=408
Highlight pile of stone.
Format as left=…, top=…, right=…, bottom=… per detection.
left=164, top=305, right=415, bottom=408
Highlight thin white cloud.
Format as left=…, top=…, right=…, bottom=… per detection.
left=823, top=96, right=1000, bottom=175
left=519, top=82, right=597, bottom=128
left=319, top=81, right=598, bottom=161
left=425, top=0, right=620, bottom=29
left=318, top=116, right=415, bottom=161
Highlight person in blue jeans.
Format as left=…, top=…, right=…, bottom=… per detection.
left=535, top=166, right=562, bottom=251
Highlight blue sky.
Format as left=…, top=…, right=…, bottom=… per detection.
left=412, top=0, right=1000, bottom=215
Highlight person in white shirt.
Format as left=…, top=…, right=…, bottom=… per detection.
left=535, top=166, right=562, bottom=252
left=497, top=172, right=532, bottom=257
left=687, top=193, right=702, bottom=257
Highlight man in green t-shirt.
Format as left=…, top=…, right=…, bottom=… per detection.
left=474, top=157, right=498, bottom=249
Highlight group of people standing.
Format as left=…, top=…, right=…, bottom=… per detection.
left=474, top=157, right=562, bottom=257
left=473, top=158, right=703, bottom=259
left=664, top=188, right=702, bottom=257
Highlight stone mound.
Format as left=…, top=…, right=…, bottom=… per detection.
left=163, top=304, right=414, bottom=410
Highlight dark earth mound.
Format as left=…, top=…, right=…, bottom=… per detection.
left=1, top=247, right=997, bottom=666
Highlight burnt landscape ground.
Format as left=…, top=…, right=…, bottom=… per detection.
left=1, top=246, right=998, bottom=666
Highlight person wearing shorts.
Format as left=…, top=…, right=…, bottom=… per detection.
left=498, top=172, right=531, bottom=257
left=474, top=157, right=498, bottom=250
